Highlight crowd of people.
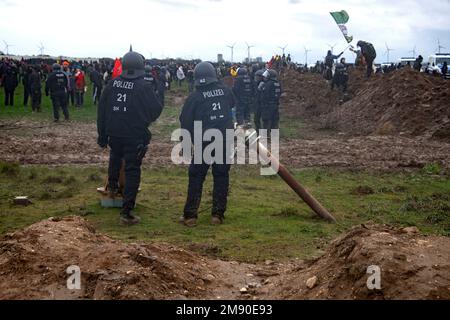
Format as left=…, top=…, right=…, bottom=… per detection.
left=0, top=55, right=283, bottom=130
left=2, top=42, right=448, bottom=226
left=0, top=57, right=204, bottom=121
left=303, top=40, right=450, bottom=101
left=2, top=42, right=447, bottom=124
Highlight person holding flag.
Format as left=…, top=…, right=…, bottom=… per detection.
left=330, top=10, right=377, bottom=78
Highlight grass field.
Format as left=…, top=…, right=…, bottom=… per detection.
left=0, top=78, right=97, bottom=121
left=1, top=79, right=450, bottom=262
left=1, top=161, right=449, bottom=262
left=0, top=79, right=308, bottom=139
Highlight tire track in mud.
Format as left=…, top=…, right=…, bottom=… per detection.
left=1, top=120, right=449, bottom=170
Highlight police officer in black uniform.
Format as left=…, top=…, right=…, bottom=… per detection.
left=22, top=65, right=32, bottom=106
left=179, top=62, right=235, bottom=227
left=90, top=67, right=103, bottom=105
left=156, top=66, right=167, bottom=107
left=253, top=69, right=265, bottom=132
left=331, top=57, right=349, bottom=94
left=30, top=66, right=42, bottom=112
left=3, top=65, right=18, bottom=106
left=97, top=50, right=163, bottom=225
left=143, top=65, right=158, bottom=93
left=45, top=63, right=69, bottom=122
left=232, top=67, right=254, bottom=126
left=259, top=69, right=282, bottom=135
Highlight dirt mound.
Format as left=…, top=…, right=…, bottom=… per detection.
left=2, top=217, right=450, bottom=300
left=335, top=68, right=450, bottom=137
left=280, top=70, right=342, bottom=118
left=264, top=224, right=450, bottom=300
left=281, top=68, right=450, bottom=139
left=0, top=216, right=243, bottom=300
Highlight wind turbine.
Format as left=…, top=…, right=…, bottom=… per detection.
left=437, top=39, right=445, bottom=54
left=37, top=42, right=45, bottom=56
left=385, top=42, right=394, bottom=64
left=408, top=45, right=416, bottom=58
left=327, top=42, right=338, bottom=53
left=278, top=44, right=288, bottom=55
left=245, top=42, right=254, bottom=63
left=226, top=42, right=236, bottom=63
left=304, top=46, right=311, bottom=66
left=3, top=40, right=13, bottom=55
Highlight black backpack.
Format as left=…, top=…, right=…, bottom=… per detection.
left=364, top=43, right=376, bottom=60
left=325, top=56, right=333, bottom=68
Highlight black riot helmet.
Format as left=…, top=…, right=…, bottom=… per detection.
left=144, top=65, right=152, bottom=75
left=237, top=67, right=248, bottom=76
left=254, top=69, right=264, bottom=81
left=52, top=63, right=61, bottom=71
left=263, top=69, right=278, bottom=80
left=268, top=69, right=278, bottom=80
left=194, top=61, right=218, bottom=86
left=122, top=49, right=145, bottom=79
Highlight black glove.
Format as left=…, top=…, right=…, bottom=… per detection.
left=97, top=136, right=108, bottom=148
left=137, top=144, right=148, bottom=161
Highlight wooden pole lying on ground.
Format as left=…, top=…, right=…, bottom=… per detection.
left=246, top=129, right=337, bottom=223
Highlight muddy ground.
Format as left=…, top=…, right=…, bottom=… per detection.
left=1, top=120, right=449, bottom=170
left=0, top=216, right=449, bottom=300
left=1, top=69, right=449, bottom=300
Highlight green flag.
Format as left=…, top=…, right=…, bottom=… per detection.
left=330, top=10, right=353, bottom=43
left=330, top=10, right=349, bottom=24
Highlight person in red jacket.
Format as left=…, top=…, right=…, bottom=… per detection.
left=74, top=68, right=86, bottom=107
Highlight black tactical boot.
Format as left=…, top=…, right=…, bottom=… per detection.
left=179, top=215, right=197, bottom=227
left=211, top=215, right=224, bottom=225
left=120, top=209, right=141, bottom=225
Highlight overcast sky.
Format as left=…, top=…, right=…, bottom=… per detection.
left=1, top=0, right=450, bottom=64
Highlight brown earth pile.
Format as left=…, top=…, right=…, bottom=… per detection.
left=281, top=68, right=450, bottom=139
left=0, top=216, right=231, bottom=300
left=264, top=224, right=450, bottom=300
left=281, top=70, right=342, bottom=118
left=1, top=217, right=450, bottom=300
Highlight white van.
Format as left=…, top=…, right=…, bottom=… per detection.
left=399, top=57, right=415, bottom=67
left=428, top=53, right=450, bottom=78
